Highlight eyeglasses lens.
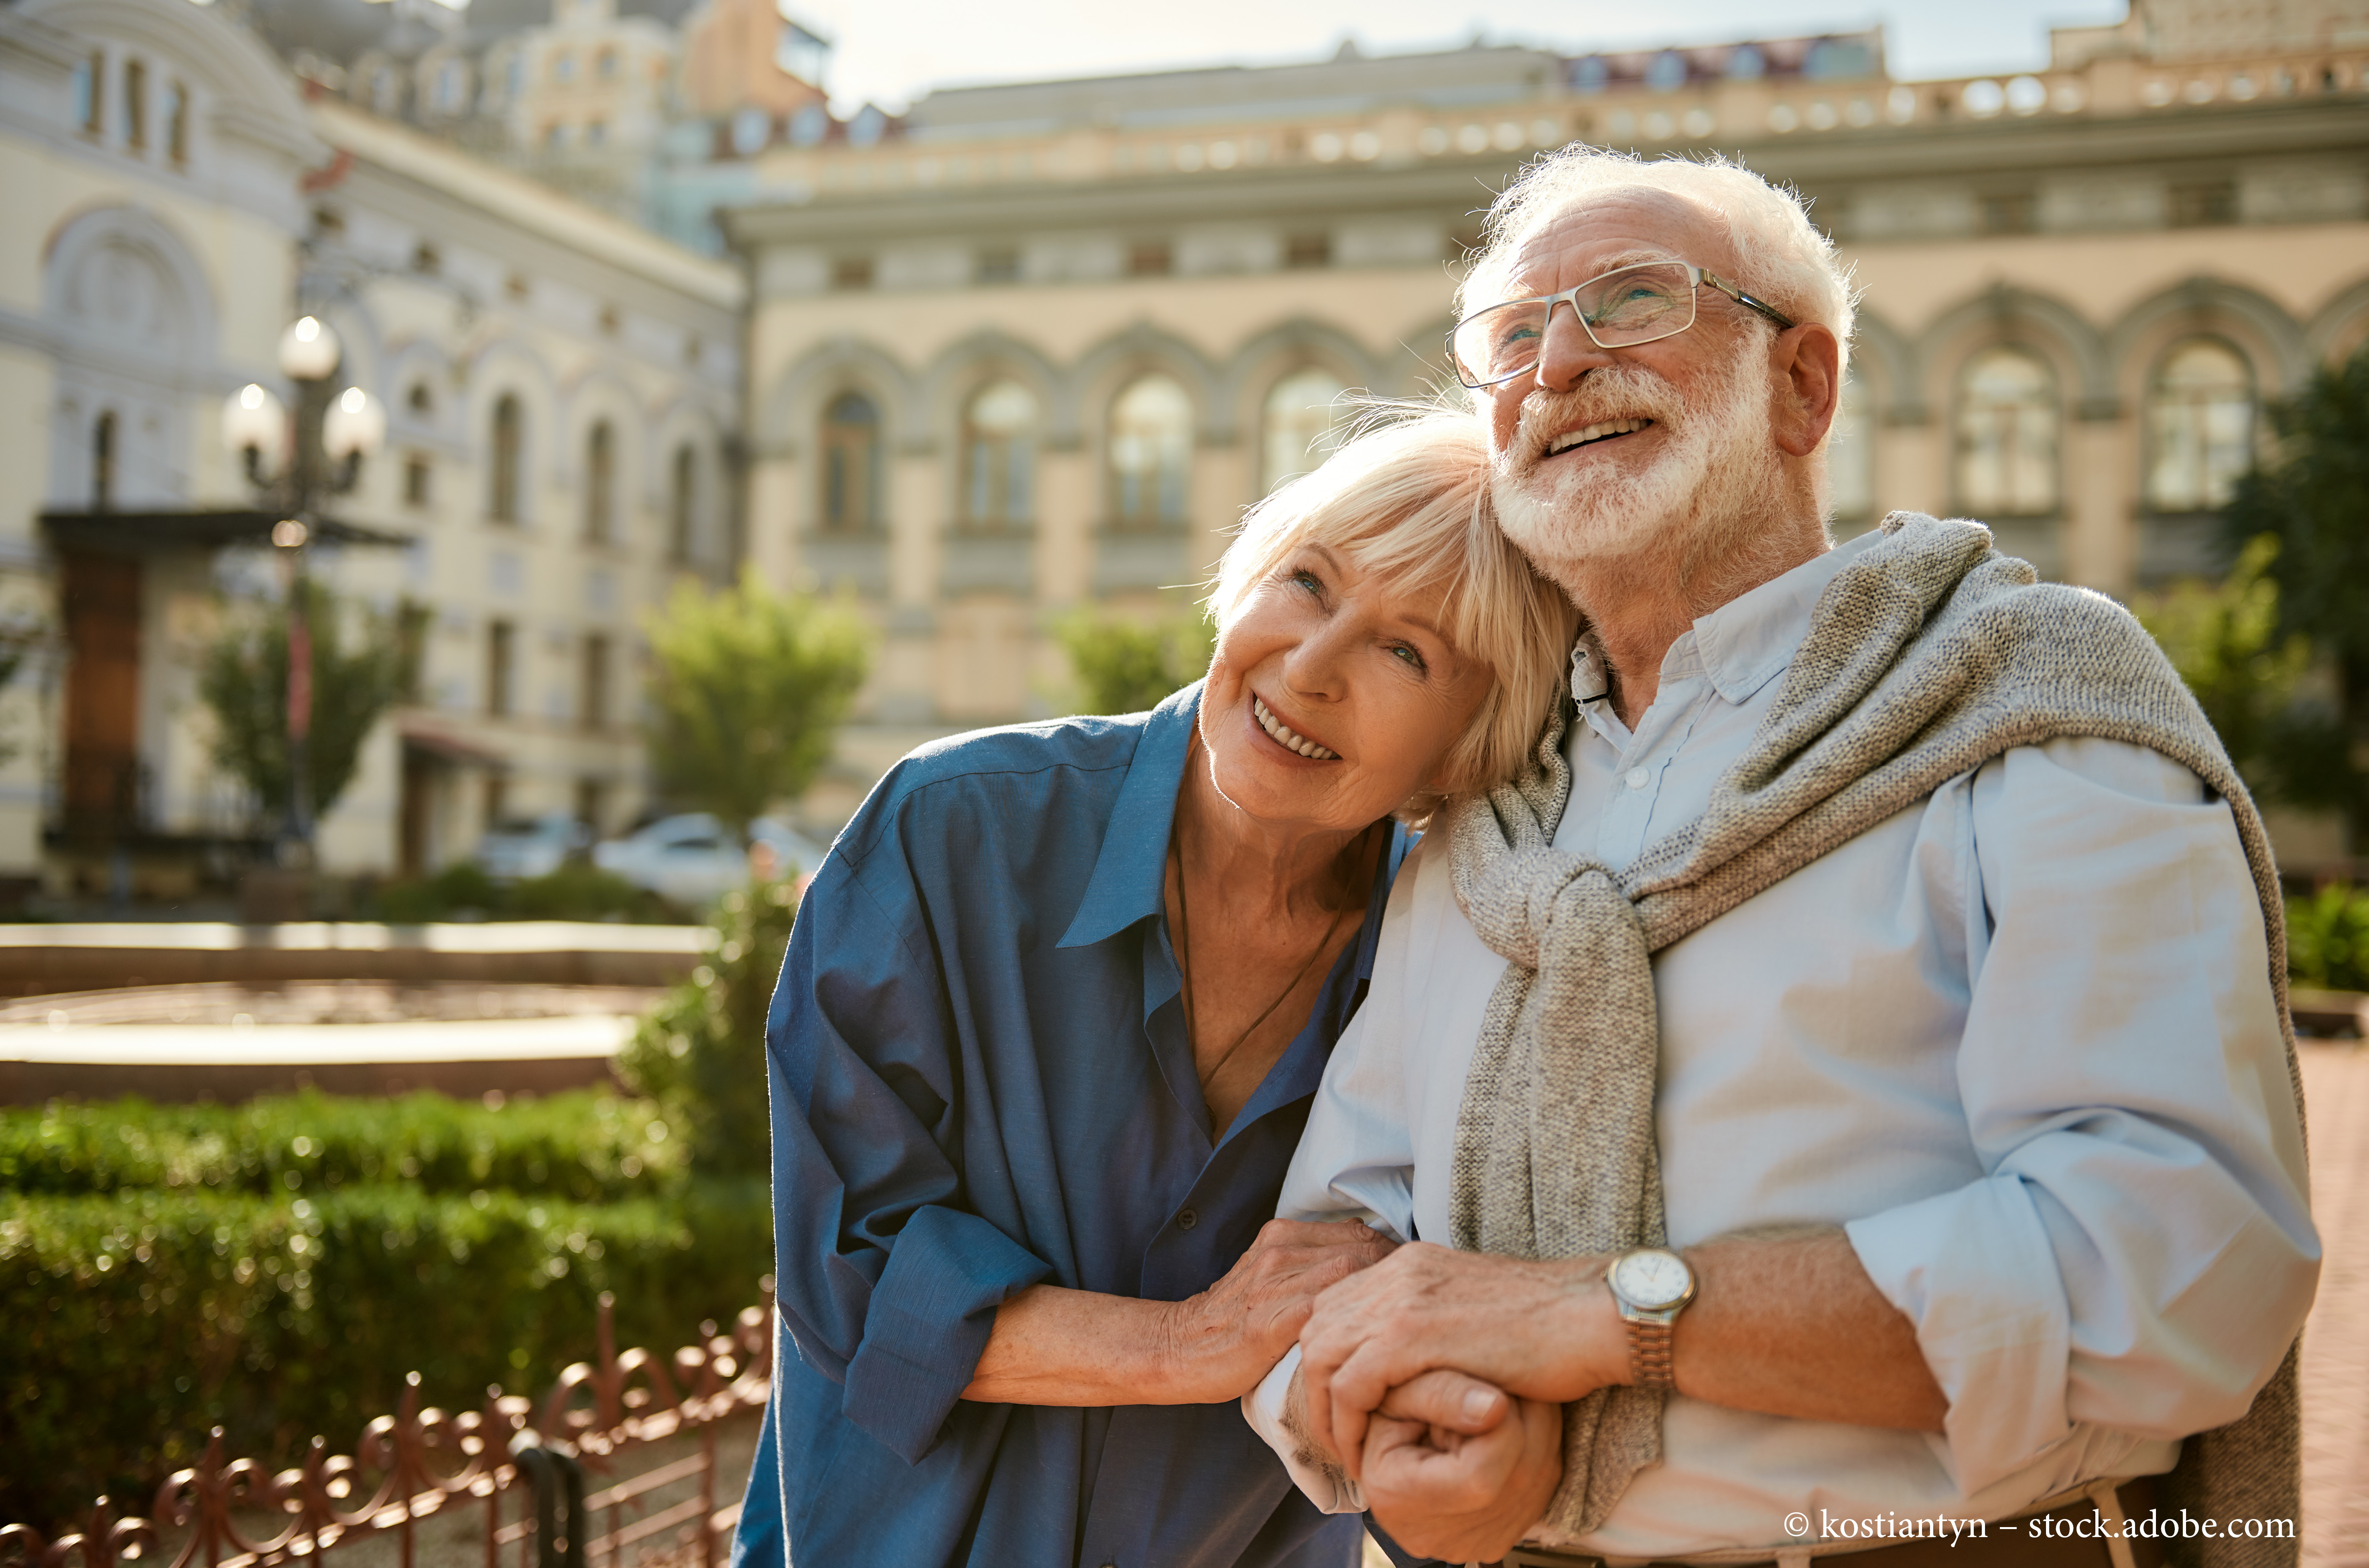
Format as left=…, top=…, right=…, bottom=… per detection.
left=1455, top=263, right=1697, bottom=386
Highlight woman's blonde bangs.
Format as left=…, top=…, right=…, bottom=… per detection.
left=1209, top=406, right=1578, bottom=821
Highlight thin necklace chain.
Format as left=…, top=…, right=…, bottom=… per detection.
left=1170, top=812, right=1370, bottom=1094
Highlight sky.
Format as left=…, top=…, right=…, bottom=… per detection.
left=793, top=1, right=2134, bottom=114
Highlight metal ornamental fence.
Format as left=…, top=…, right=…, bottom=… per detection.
left=0, top=1288, right=774, bottom=1568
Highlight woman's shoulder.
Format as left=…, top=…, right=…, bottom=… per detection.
left=834, top=711, right=1161, bottom=867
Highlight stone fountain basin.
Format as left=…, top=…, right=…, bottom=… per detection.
left=0, top=980, right=665, bottom=1104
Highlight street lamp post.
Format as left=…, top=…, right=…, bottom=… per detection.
left=219, top=315, right=384, bottom=869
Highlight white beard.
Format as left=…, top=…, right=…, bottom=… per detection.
left=1491, top=353, right=1786, bottom=595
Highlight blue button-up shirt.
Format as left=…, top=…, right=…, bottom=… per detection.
left=730, top=684, right=1404, bottom=1568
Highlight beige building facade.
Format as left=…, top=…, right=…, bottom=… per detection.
left=0, top=0, right=739, bottom=898
left=728, top=2, right=2369, bottom=831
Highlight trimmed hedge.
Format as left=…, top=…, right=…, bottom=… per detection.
left=1, top=1177, right=771, bottom=1532
left=0, top=1089, right=684, bottom=1201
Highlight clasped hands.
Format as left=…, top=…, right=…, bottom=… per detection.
left=1293, top=1242, right=1631, bottom=1564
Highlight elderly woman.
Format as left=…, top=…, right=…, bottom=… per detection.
left=728, top=408, right=1577, bottom=1568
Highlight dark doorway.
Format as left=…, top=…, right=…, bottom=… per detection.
left=60, top=550, right=143, bottom=838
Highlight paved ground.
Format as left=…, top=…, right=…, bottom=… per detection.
left=2301, top=1040, right=2369, bottom=1566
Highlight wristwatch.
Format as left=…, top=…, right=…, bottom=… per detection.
left=1605, top=1247, right=1697, bottom=1389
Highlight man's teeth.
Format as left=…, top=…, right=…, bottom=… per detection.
left=1548, top=417, right=1652, bottom=454
left=1254, top=697, right=1339, bottom=760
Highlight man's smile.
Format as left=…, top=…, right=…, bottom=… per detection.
left=1546, top=417, right=1656, bottom=457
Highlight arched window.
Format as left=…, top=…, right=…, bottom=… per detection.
left=670, top=443, right=697, bottom=564
left=584, top=420, right=614, bottom=542
left=91, top=409, right=116, bottom=510
left=1261, top=367, right=1348, bottom=493
left=961, top=379, right=1037, bottom=527
left=490, top=393, right=523, bottom=522
left=2146, top=338, right=2255, bottom=513
left=1109, top=374, right=1192, bottom=527
left=408, top=382, right=434, bottom=416
left=1825, top=370, right=1875, bottom=523
left=820, top=391, right=881, bottom=532
left=1954, top=347, right=2058, bottom=516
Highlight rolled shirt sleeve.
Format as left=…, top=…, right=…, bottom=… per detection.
left=1846, top=737, right=2318, bottom=1494
left=766, top=849, right=1052, bottom=1464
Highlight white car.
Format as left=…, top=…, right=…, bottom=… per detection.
left=476, top=812, right=592, bottom=881
left=593, top=813, right=830, bottom=909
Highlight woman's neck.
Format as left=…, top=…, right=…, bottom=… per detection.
left=1172, top=739, right=1371, bottom=918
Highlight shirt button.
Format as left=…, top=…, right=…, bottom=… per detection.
left=1625, top=767, right=1650, bottom=790
left=1176, top=1208, right=1198, bottom=1230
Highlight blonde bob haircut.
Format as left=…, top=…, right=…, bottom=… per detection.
left=1208, top=405, right=1579, bottom=823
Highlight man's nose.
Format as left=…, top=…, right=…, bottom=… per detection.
left=1530, top=301, right=1615, bottom=392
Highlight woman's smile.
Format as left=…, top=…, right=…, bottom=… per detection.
left=1252, top=693, right=1340, bottom=761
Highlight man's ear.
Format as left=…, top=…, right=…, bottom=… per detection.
left=1771, top=323, right=1843, bottom=459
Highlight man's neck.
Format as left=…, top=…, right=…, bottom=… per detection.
left=1554, top=512, right=1830, bottom=730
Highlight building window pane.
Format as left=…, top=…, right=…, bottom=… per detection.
left=670, top=444, right=697, bottom=564
left=404, top=454, right=432, bottom=508
left=2146, top=338, right=2255, bottom=513
left=490, top=394, right=523, bottom=522
left=820, top=391, right=881, bottom=532
left=163, top=80, right=187, bottom=162
left=1261, top=368, right=1348, bottom=493
left=123, top=57, right=146, bottom=148
left=962, top=379, right=1038, bottom=527
left=91, top=410, right=116, bottom=510
left=584, top=420, right=614, bottom=542
left=581, top=633, right=610, bottom=731
left=75, top=52, right=101, bottom=134
left=486, top=619, right=515, bottom=717
left=1826, top=370, right=1875, bottom=522
left=1109, top=374, right=1192, bottom=527
left=1954, top=347, right=2059, bottom=516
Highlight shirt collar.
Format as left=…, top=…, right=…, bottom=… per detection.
left=1057, top=680, right=1202, bottom=950
left=1689, top=529, right=1882, bottom=705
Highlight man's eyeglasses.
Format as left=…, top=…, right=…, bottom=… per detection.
left=1448, top=260, right=1798, bottom=390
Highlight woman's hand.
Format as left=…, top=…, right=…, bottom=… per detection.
left=1158, top=1219, right=1397, bottom=1402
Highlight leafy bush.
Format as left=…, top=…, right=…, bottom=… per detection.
left=618, top=879, right=798, bottom=1176
left=1055, top=609, right=1212, bottom=716
left=2289, top=884, right=2369, bottom=993
left=0, top=1179, right=770, bottom=1531
left=643, top=571, right=870, bottom=835
left=0, top=1089, right=682, bottom=1201
left=364, top=861, right=682, bottom=924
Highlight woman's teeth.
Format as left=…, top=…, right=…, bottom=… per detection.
left=1548, top=417, right=1652, bottom=454
left=1254, top=696, right=1339, bottom=760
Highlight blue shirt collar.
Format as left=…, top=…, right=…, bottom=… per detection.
left=1057, top=680, right=1203, bottom=950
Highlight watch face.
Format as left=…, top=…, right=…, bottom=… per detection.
left=1612, top=1249, right=1692, bottom=1311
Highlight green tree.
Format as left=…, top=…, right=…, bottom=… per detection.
left=2129, top=535, right=2310, bottom=801
left=2224, top=344, right=2369, bottom=847
left=1056, top=610, right=1213, bottom=715
left=642, top=571, right=870, bottom=835
left=197, top=581, right=413, bottom=830
left=616, top=877, right=799, bottom=1175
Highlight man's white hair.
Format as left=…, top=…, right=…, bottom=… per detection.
left=1458, top=147, right=1857, bottom=376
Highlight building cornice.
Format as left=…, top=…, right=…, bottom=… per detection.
left=724, top=99, right=2369, bottom=249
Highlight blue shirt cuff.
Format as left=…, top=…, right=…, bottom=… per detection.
left=842, top=1203, right=1052, bottom=1462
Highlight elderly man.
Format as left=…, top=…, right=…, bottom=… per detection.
left=1241, top=148, right=2317, bottom=1568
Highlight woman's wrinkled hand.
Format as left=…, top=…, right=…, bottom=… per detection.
left=1159, top=1219, right=1396, bottom=1402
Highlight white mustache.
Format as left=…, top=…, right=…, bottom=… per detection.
left=1503, top=365, right=1688, bottom=471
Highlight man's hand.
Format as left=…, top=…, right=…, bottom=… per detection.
left=1299, top=1242, right=1627, bottom=1477
left=1159, top=1219, right=1397, bottom=1402
left=1361, top=1381, right=1562, bottom=1563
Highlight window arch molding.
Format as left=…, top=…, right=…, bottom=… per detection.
left=1255, top=363, right=1354, bottom=496
left=2106, top=277, right=2307, bottom=398
left=463, top=337, right=560, bottom=522
left=1915, top=284, right=2111, bottom=421
left=1067, top=324, right=1224, bottom=445
left=2304, top=274, right=2369, bottom=366
left=759, top=338, right=921, bottom=465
